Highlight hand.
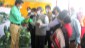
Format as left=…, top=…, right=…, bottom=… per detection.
left=36, top=23, right=40, bottom=26
left=25, top=16, right=29, bottom=19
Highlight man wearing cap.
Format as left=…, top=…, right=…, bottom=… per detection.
left=9, top=0, right=25, bottom=48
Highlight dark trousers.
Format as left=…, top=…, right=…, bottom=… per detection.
left=35, top=35, right=45, bottom=48
left=69, top=40, right=76, bottom=48
left=30, top=29, right=35, bottom=48
left=45, top=31, right=52, bottom=48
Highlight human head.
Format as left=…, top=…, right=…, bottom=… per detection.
left=31, top=8, right=37, bottom=16
left=27, top=7, right=31, bottom=13
left=57, top=10, right=71, bottom=24
left=37, top=7, right=43, bottom=14
left=27, top=7, right=31, bottom=10
left=15, top=0, right=23, bottom=9
left=45, top=5, right=51, bottom=13
left=52, top=6, right=61, bottom=15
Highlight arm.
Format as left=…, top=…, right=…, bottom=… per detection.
left=48, top=18, right=59, bottom=28
left=74, top=19, right=81, bottom=44
left=39, top=16, right=49, bottom=28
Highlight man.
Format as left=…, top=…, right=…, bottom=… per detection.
left=48, top=6, right=61, bottom=28
left=57, top=10, right=72, bottom=48
left=45, top=6, right=61, bottom=48
left=9, top=0, right=25, bottom=48
left=69, top=8, right=81, bottom=48
left=35, top=7, right=49, bottom=48
left=28, top=8, right=37, bottom=48
left=45, top=5, right=53, bottom=48
left=45, top=5, right=54, bottom=22
left=52, top=6, right=61, bottom=17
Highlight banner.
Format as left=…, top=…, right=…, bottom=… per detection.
left=23, top=0, right=52, bottom=3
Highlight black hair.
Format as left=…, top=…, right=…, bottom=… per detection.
left=31, top=8, right=37, bottom=12
left=27, top=7, right=31, bottom=10
left=37, top=7, right=43, bottom=11
left=64, top=16, right=71, bottom=23
left=58, top=10, right=71, bottom=23
left=15, top=0, right=23, bottom=5
left=52, top=6, right=61, bottom=14
left=45, top=5, right=51, bottom=9
left=29, top=8, right=37, bottom=18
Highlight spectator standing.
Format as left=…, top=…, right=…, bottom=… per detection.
left=45, top=5, right=54, bottom=48
left=35, top=7, right=49, bottom=48
left=69, top=8, right=81, bottom=48
left=9, top=0, right=25, bottom=48
left=57, top=10, right=72, bottom=48
left=28, top=8, right=37, bottom=48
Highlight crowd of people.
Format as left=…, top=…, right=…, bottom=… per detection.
left=9, top=0, right=85, bottom=48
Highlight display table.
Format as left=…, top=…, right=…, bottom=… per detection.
left=0, top=20, right=10, bottom=37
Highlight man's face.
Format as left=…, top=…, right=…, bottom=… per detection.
left=55, top=10, right=58, bottom=15
left=37, top=10, right=43, bottom=14
left=31, top=11, right=37, bottom=16
left=28, top=9, right=31, bottom=12
left=37, top=10, right=40, bottom=14
left=17, top=3, right=22, bottom=9
left=46, top=8, right=51, bottom=13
